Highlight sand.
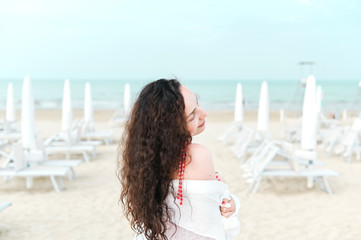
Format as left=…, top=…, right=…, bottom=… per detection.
left=1, top=109, right=361, bottom=240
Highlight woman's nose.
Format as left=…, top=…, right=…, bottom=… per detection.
left=199, top=107, right=207, bottom=119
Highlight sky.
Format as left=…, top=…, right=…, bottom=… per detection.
left=0, top=0, right=360, bottom=80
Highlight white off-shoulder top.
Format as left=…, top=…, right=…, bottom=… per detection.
left=134, top=180, right=240, bottom=240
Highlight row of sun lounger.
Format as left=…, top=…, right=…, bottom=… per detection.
left=218, top=115, right=361, bottom=194
left=0, top=119, right=115, bottom=193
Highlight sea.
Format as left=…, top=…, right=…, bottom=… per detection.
left=1, top=78, right=361, bottom=115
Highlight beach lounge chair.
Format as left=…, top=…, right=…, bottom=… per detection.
left=81, top=129, right=113, bottom=145
left=0, top=143, right=72, bottom=192
left=109, top=109, right=128, bottom=127
left=44, top=124, right=101, bottom=162
left=1, top=141, right=81, bottom=179
left=20, top=140, right=82, bottom=178
left=333, top=128, right=361, bottom=163
left=284, top=118, right=302, bottom=143
left=68, top=119, right=103, bottom=144
left=232, top=126, right=270, bottom=163
left=232, top=127, right=256, bottom=160
left=0, top=118, right=22, bottom=142
left=0, top=131, right=21, bottom=143
left=1, top=141, right=81, bottom=171
left=66, top=121, right=103, bottom=147
left=79, top=120, right=113, bottom=145
left=243, top=141, right=339, bottom=194
left=327, top=118, right=361, bottom=163
left=219, top=122, right=243, bottom=146
left=1, top=120, right=18, bottom=132
left=274, top=141, right=324, bottom=166
left=44, top=134, right=96, bottom=162
left=321, top=126, right=343, bottom=155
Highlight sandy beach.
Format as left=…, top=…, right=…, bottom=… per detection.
left=1, top=109, right=361, bottom=240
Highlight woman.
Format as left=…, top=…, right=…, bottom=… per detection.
left=118, top=79, right=240, bottom=240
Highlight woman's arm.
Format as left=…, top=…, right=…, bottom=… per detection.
left=185, top=143, right=237, bottom=217
left=217, top=173, right=237, bottom=218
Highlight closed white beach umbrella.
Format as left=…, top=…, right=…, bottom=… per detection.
left=257, top=81, right=269, bottom=132
left=124, top=83, right=131, bottom=115
left=84, top=82, right=93, bottom=123
left=6, top=83, right=16, bottom=122
left=21, top=76, right=36, bottom=150
left=301, top=75, right=317, bottom=150
left=234, top=83, right=244, bottom=122
left=61, top=79, right=73, bottom=131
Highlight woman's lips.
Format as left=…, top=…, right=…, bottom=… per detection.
left=198, top=121, right=205, bottom=128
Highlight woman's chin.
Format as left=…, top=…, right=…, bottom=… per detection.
left=195, top=126, right=206, bottom=135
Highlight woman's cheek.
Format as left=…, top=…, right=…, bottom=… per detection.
left=188, top=122, right=197, bottom=135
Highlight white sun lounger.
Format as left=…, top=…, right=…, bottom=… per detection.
left=259, top=168, right=339, bottom=194
left=45, top=131, right=102, bottom=147
left=79, top=120, right=114, bottom=145
left=232, top=127, right=258, bottom=161
left=333, top=128, right=361, bottom=163
left=45, top=145, right=95, bottom=162
left=81, top=130, right=113, bottom=145
left=23, top=148, right=82, bottom=179
left=219, top=121, right=243, bottom=145
left=0, top=131, right=21, bottom=142
left=233, top=127, right=270, bottom=163
left=243, top=142, right=339, bottom=194
left=43, top=134, right=97, bottom=162
left=1, top=142, right=82, bottom=178
left=0, top=166, right=71, bottom=192
left=109, top=109, right=128, bottom=127
left=0, top=143, right=75, bottom=192
left=321, top=126, right=343, bottom=155
left=2, top=151, right=82, bottom=180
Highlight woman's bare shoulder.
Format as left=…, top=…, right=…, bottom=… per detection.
left=185, top=143, right=217, bottom=180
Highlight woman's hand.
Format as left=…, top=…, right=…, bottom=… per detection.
left=220, top=197, right=236, bottom=218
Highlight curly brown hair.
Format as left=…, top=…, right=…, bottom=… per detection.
left=118, top=79, right=192, bottom=239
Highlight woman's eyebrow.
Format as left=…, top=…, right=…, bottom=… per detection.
left=195, top=94, right=199, bottom=104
